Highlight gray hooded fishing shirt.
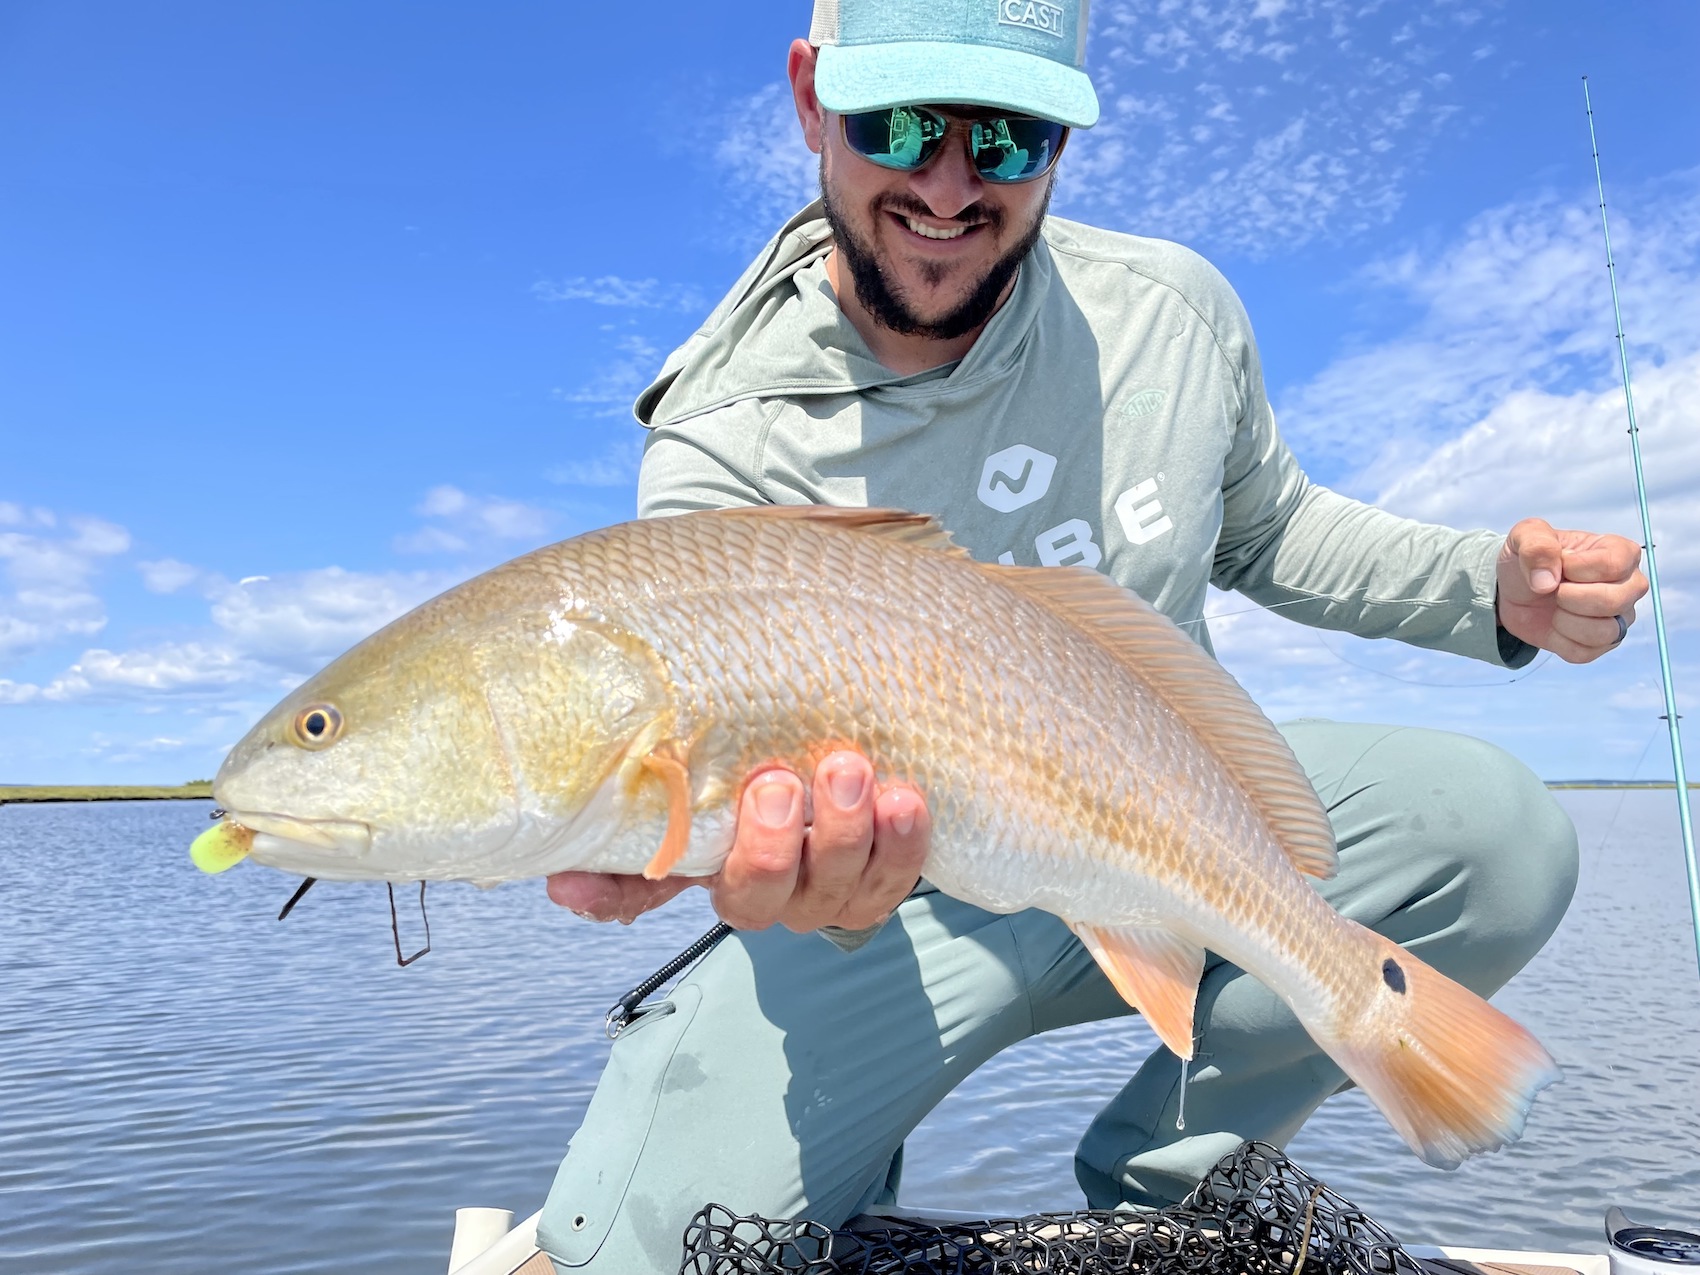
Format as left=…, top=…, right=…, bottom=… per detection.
left=633, top=202, right=1533, bottom=670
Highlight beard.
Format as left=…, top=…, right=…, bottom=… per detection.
left=821, top=161, right=1052, bottom=342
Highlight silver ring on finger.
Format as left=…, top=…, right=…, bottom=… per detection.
left=1611, top=614, right=1628, bottom=647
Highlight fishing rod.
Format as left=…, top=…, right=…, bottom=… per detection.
left=1582, top=77, right=1700, bottom=979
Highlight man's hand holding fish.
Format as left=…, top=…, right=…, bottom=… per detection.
left=546, top=750, right=929, bottom=932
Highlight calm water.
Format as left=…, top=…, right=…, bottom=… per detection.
left=2, top=793, right=1696, bottom=1273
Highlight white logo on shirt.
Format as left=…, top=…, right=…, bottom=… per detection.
left=977, top=444, right=1057, bottom=513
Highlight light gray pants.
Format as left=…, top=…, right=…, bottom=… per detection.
left=537, top=722, right=1579, bottom=1272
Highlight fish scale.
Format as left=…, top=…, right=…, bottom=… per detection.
left=194, top=505, right=1559, bottom=1170
left=609, top=519, right=1302, bottom=930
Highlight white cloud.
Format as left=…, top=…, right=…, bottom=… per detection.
left=1207, top=167, right=1700, bottom=778
left=550, top=334, right=663, bottom=419
left=477, top=501, right=551, bottom=541
left=394, top=485, right=554, bottom=556
left=61, top=644, right=255, bottom=696
left=417, top=484, right=469, bottom=518
left=0, top=511, right=130, bottom=661
left=1276, top=169, right=1700, bottom=481
left=138, top=558, right=202, bottom=594
left=1, top=643, right=252, bottom=703
left=392, top=525, right=469, bottom=555
left=1054, top=0, right=1505, bottom=253
left=0, top=503, right=52, bottom=527
left=206, top=567, right=448, bottom=670
left=707, top=81, right=819, bottom=248
left=1, top=561, right=453, bottom=707
left=532, top=275, right=707, bottom=313
left=1374, top=352, right=1700, bottom=593
left=68, top=518, right=130, bottom=556
left=4, top=483, right=555, bottom=717
left=79, top=730, right=212, bottom=768
left=547, top=438, right=643, bottom=488
left=702, top=3, right=1505, bottom=256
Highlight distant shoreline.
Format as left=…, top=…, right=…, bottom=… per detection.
left=0, top=783, right=213, bottom=805
left=0, top=780, right=1691, bottom=807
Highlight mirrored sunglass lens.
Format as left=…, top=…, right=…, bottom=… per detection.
left=843, top=106, right=944, bottom=169
left=971, top=117, right=1066, bottom=181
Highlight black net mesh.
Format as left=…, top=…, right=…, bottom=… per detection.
left=677, top=1140, right=1429, bottom=1275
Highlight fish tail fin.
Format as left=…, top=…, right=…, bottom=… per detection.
left=1325, top=941, right=1560, bottom=1169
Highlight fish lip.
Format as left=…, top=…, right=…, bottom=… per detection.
left=224, top=809, right=374, bottom=853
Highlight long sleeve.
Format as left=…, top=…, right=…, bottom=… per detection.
left=1206, top=311, right=1532, bottom=668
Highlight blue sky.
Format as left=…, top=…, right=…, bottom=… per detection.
left=2, top=0, right=1698, bottom=784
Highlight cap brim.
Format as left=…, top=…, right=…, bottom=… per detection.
left=816, top=41, right=1099, bottom=129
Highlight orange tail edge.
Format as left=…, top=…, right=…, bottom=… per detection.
left=1326, top=944, right=1561, bottom=1170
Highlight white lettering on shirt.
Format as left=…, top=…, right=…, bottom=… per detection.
left=1115, top=479, right=1174, bottom=546
left=1035, top=518, right=1102, bottom=568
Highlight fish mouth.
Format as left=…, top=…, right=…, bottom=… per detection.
left=225, top=810, right=374, bottom=855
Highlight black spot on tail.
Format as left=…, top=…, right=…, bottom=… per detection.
left=1381, top=957, right=1407, bottom=994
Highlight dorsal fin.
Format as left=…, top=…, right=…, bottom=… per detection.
left=714, top=505, right=971, bottom=558
left=996, top=564, right=1338, bottom=880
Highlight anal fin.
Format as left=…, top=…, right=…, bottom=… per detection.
left=639, top=740, right=693, bottom=880
left=1071, top=922, right=1206, bottom=1060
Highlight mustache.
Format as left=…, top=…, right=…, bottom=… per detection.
left=874, top=194, right=1004, bottom=232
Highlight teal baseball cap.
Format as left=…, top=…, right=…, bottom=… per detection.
left=810, top=0, right=1100, bottom=129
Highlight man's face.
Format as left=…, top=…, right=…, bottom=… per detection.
left=818, top=107, right=1057, bottom=342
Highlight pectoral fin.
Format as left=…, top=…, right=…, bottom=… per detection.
left=639, top=740, right=693, bottom=880
left=1070, top=922, right=1206, bottom=1059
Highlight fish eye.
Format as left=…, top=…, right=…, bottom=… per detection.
left=291, top=704, right=344, bottom=750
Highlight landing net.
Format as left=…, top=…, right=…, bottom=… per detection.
left=678, top=1140, right=1427, bottom=1275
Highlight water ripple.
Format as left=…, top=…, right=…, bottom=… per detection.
left=2, top=793, right=1696, bottom=1272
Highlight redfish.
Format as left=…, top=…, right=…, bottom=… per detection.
left=191, top=506, right=1557, bottom=1168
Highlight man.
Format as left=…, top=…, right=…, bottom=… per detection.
left=538, top=2, right=1648, bottom=1269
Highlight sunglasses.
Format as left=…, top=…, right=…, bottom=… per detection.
left=840, top=105, right=1068, bottom=184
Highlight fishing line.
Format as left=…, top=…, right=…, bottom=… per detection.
left=1306, top=630, right=1555, bottom=688
left=1175, top=572, right=1454, bottom=632
left=1584, top=76, right=1700, bottom=978
left=1176, top=573, right=1556, bottom=688
left=1591, top=723, right=1664, bottom=867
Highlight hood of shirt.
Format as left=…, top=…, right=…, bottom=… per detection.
left=634, top=201, right=1054, bottom=427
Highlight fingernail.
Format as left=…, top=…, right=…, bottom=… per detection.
left=752, top=773, right=798, bottom=828
left=828, top=763, right=868, bottom=810
left=1532, top=569, right=1557, bottom=591
left=881, top=790, right=918, bottom=836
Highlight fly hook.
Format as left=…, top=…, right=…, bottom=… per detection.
left=388, top=882, right=431, bottom=967
left=277, top=876, right=317, bottom=921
